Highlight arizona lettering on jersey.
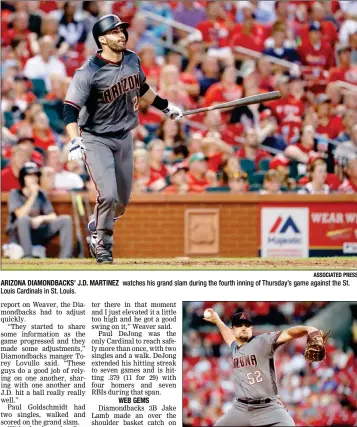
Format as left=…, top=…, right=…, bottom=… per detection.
left=103, top=73, right=141, bottom=103
left=233, top=354, right=258, bottom=369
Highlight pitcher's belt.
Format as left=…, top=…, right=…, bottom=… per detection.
left=238, top=398, right=271, bottom=404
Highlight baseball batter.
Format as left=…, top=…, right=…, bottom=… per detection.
left=204, top=310, right=327, bottom=427
left=63, top=15, right=183, bottom=264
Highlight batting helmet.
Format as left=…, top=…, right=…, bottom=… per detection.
left=19, top=162, right=41, bottom=188
left=92, top=15, right=130, bottom=48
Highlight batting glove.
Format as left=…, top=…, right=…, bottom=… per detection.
left=68, top=137, right=85, bottom=161
left=163, top=103, right=183, bottom=121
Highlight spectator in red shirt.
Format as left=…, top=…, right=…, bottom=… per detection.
left=231, top=7, right=267, bottom=57
left=284, top=124, right=320, bottom=164
left=138, top=99, right=162, bottom=129
left=7, top=38, right=31, bottom=69
left=31, top=111, right=57, bottom=152
left=14, top=137, right=44, bottom=167
left=1, top=145, right=29, bottom=192
left=162, top=165, right=188, bottom=195
left=269, top=154, right=296, bottom=189
left=329, top=45, right=357, bottom=85
left=2, top=11, right=32, bottom=50
left=139, top=43, right=161, bottom=89
left=186, top=152, right=209, bottom=193
left=9, top=103, right=43, bottom=136
left=236, top=128, right=271, bottom=169
left=204, top=66, right=242, bottom=117
left=245, top=56, right=275, bottom=92
left=196, top=1, right=230, bottom=49
left=298, top=21, right=335, bottom=78
left=269, top=74, right=305, bottom=144
left=339, top=158, right=357, bottom=193
left=299, top=1, right=338, bottom=47
left=202, top=131, right=233, bottom=173
left=147, top=139, right=168, bottom=192
left=315, top=95, right=344, bottom=140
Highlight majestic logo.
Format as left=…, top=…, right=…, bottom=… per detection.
left=269, top=216, right=300, bottom=234
left=233, top=354, right=257, bottom=369
left=261, top=207, right=308, bottom=257
left=103, top=73, right=140, bottom=103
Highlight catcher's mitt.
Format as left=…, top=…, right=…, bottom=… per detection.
left=304, top=330, right=330, bottom=362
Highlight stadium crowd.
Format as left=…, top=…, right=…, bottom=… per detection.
left=1, top=0, right=357, bottom=197
left=183, top=302, right=357, bottom=427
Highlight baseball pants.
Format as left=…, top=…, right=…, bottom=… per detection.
left=82, top=130, right=133, bottom=255
left=214, top=399, right=295, bottom=427
left=9, top=215, right=73, bottom=258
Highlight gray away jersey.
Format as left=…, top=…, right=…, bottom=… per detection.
left=231, top=332, right=283, bottom=400
left=6, top=189, right=54, bottom=233
left=64, top=49, right=146, bottom=134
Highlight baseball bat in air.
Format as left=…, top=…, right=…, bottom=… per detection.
left=182, top=91, right=281, bottom=117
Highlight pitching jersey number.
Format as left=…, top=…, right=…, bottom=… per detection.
left=132, top=96, right=139, bottom=112
left=247, top=370, right=263, bottom=385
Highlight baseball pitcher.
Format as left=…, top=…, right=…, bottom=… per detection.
left=63, top=15, right=183, bottom=264
left=204, top=310, right=328, bottom=427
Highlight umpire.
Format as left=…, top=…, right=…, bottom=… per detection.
left=63, top=15, right=183, bottom=264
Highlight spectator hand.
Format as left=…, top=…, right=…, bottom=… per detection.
left=68, top=137, right=85, bottom=161
left=28, top=183, right=40, bottom=197
left=31, top=216, right=43, bottom=229
left=163, top=103, right=184, bottom=121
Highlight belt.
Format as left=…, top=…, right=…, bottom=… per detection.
left=81, top=129, right=129, bottom=139
left=238, top=398, right=271, bottom=405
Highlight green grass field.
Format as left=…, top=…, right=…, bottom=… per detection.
left=2, top=257, right=356, bottom=270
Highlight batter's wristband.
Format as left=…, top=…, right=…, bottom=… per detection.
left=152, top=95, right=169, bottom=111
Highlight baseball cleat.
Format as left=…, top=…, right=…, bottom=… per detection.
left=86, top=231, right=97, bottom=258
left=96, top=252, right=113, bottom=264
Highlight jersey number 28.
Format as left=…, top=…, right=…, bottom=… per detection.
left=247, top=370, right=263, bottom=384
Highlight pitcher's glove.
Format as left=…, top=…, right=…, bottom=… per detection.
left=68, top=137, right=85, bottom=161
left=304, top=330, right=330, bottom=362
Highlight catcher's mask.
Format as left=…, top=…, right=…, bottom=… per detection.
left=92, top=14, right=129, bottom=48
